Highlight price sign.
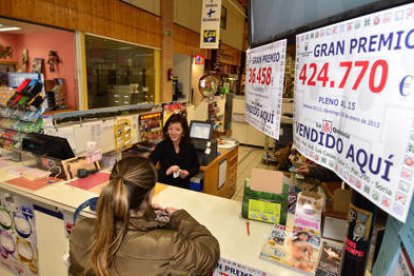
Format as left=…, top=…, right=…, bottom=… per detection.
left=245, top=40, right=287, bottom=139
left=294, top=2, right=414, bottom=222
left=298, top=60, right=388, bottom=93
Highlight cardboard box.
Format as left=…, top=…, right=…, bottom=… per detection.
left=241, top=169, right=289, bottom=224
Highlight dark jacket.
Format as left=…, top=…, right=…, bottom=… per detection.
left=69, top=210, right=220, bottom=276
left=150, top=140, right=199, bottom=188
left=308, top=166, right=342, bottom=182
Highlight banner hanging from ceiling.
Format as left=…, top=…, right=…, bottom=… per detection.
left=245, top=39, right=287, bottom=139
left=294, top=2, right=414, bottom=222
left=200, top=0, right=222, bottom=49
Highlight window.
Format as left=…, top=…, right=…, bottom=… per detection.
left=85, top=35, right=156, bottom=109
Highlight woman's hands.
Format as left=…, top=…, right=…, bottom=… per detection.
left=178, top=169, right=189, bottom=178
left=151, top=204, right=178, bottom=216
left=165, top=207, right=178, bottom=215
left=166, top=165, right=180, bottom=176
left=166, top=165, right=189, bottom=178
left=297, top=165, right=310, bottom=175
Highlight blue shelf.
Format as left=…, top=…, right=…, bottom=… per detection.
left=46, top=103, right=154, bottom=121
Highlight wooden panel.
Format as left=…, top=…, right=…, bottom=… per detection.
left=220, top=43, right=242, bottom=66
left=173, top=25, right=207, bottom=57
left=0, top=0, right=242, bottom=66
left=0, top=0, right=161, bottom=48
left=201, top=146, right=238, bottom=199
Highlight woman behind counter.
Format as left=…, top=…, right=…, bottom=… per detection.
left=150, top=113, right=199, bottom=189
left=69, top=156, right=219, bottom=276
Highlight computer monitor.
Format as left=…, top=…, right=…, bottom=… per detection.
left=22, top=133, right=75, bottom=160
left=189, top=120, right=214, bottom=140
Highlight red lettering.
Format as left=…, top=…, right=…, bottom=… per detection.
left=345, top=244, right=365, bottom=257
left=345, top=239, right=356, bottom=249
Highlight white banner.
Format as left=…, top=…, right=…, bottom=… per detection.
left=213, top=257, right=267, bottom=276
left=245, top=40, right=287, bottom=139
left=200, top=0, right=221, bottom=49
left=294, top=3, right=414, bottom=222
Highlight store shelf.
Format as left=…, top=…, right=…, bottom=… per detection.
left=48, top=103, right=154, bottom=122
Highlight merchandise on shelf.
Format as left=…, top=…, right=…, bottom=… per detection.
left=0, top=73, right=46, bottom=151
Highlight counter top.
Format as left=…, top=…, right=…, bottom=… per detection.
left=0, top=162, right=304, bottom=275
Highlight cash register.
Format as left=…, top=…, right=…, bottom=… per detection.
left=189, top=120, right=217, bottom=166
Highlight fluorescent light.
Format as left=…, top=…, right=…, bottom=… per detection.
left=0, top=27, right=21, bottom=32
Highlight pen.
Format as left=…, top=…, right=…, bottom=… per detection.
left=246, top=221, right=250, bottom=236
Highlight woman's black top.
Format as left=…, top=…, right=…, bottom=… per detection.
left=149, top=140, right=199, bottom=188
left=308, top=166, right=342, bottom=182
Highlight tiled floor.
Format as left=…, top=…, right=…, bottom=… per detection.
left=231, top=145, right=278, bottom=201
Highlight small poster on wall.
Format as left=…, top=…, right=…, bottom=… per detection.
left=138, top=112, right=163, bottom=142
left=114, top=115, right=138, bottom=152
left=0, top=193, right=39, bottom=275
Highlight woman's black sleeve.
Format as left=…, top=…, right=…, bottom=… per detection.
left=149, top=142, right=161, bottom=164
left=308, top=166, right=341, bottom=182
left=187, top=144, right=200, bottom=177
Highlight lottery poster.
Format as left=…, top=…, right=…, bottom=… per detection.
left=245, top=39, right=287, bottom=139
left=138, top=112, right=163, bottom=142
left=294, top=3, right=414, bottom=222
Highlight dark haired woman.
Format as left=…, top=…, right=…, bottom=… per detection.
left=69, top=156, right=219, bottom=276
left=150, top=113, right=199, bottom=189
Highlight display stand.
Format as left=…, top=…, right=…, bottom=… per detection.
left=0, top=73, right=46, bottom=154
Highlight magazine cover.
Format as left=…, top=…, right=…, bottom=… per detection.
left=294, top=192, right=324, bottom=233
left=316, top=240, right=343, bottom=276
left=260, top=224, right=321, bottom=274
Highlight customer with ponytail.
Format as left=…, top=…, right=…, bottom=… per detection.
left=69, top=156, right=219, bottom=276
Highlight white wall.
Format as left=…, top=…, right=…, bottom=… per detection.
left=191, top=59, right=205, bottom=105
left=174, top=0, right=202, bottom=33
left=120, top=0, right=160, bottom=15
left=173, top=53, right=192, bottom=102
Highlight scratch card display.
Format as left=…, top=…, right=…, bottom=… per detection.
left=0, top=194, right=39, bottom=275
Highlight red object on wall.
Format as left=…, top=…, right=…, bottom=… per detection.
left=167, top=68, right=174, bottom=80
left=194, top=54, right=205, bottom=65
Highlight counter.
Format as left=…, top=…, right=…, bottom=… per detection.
left=201, top=145, right=238, bottom=199
left=0, top=161, right=303, bottom=276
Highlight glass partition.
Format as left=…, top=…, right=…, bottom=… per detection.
left=85, top=35, right=156, bottom=109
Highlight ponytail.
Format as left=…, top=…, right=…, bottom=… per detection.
left=88, top=177, right=129, bottom=276
left=86, top=157, right=157, bottom=276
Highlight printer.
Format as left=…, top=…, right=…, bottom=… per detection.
left=189, top=120, right=217, bottom=166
